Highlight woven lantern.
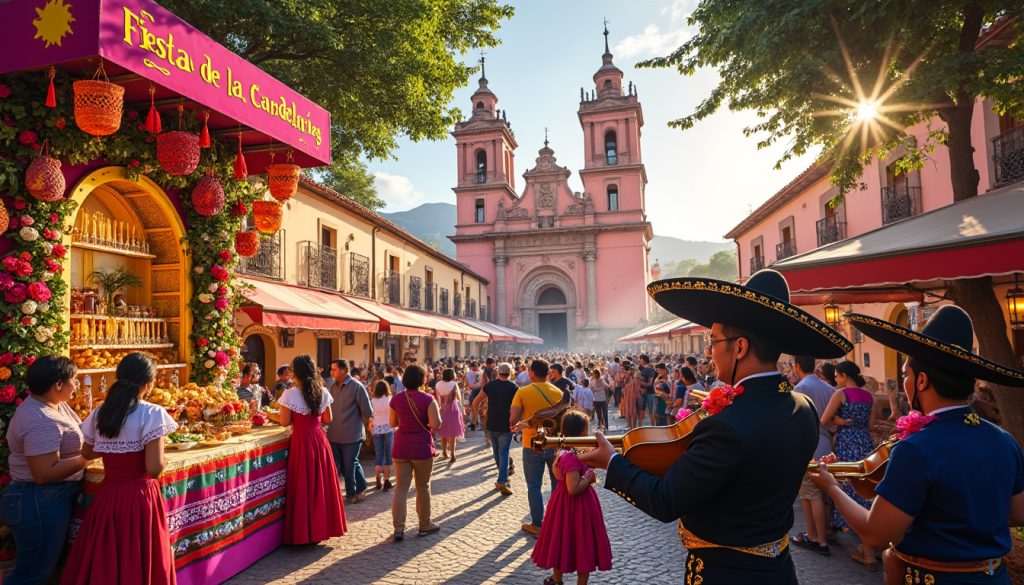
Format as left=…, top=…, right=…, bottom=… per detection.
left=267, top=162, right=300, bottom=201
left=235, top=231, right=260, bottom=257
left=73, top=64, right=124, bottom=136
left=157, top=131, right=201, bottom=176
left=252, top=200, right=282, bottom=234
left=191, top=175, right=225, bottom=217
left=0, top=202, right=8, bottom=235
left=25, top=154, right=66, bottom=202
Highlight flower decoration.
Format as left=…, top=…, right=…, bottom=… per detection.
left=701, top=385, right=745, bottom=416
left=674, top=408, right=694, bottom=421
left=892, top=410, right=938, bottom=439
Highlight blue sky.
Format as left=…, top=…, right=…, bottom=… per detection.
left=368, top=0, right=818, bottom=243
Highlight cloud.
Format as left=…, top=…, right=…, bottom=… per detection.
left=372, top=172, right=424, bottom=209
left=663, top=0, right=698, bottom=23
left=613, top=24, right=690, bottom=59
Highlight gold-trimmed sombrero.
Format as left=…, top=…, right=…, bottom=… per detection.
left=647, top=269, right=852, bottom=359
left=846, top=305, right=1024, bottom=387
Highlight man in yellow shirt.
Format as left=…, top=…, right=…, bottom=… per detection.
left=510, top=359, right=566, bottom=536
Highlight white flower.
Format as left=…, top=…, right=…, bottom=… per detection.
left=52, top=230, right=62, bottom=240
left=42, top=243, right=53, bottom=255
left=38, top=302, right=50, bottom=312
left=202, top=234, right=210, bottom=241
left=207, top=350, right=216, bottom=358
left=20, top=300, right=37, bottom=315
left=204, top=359, right=216, bottom=369
left=198, top=293, right=214, bottom=304
left=19, top=227, right=39, bottom=241
left=208, top=283, right=218, bottom=293
left=194, top=267, right=203, bottom=274
left=34, top=327, right=52, bottom=343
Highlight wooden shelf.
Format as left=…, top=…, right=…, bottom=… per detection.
left=71, top=314, right=171, bottom=323
left=70, top=343, right=174, bottom=351
left=77, top=363, right=187, bottom=375
left=71, top=241, right=155, bottom=259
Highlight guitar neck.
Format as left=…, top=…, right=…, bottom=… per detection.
left=540, top=435, right=624, bottom=449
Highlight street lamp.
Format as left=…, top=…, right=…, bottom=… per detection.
left=823, top=303, right=843, bottom=328
left=1007, top=274, right=1024, bottom=330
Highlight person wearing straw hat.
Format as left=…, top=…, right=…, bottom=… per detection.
left=580, top=269, right=852, bottom=585
left=810, top=305, right=1024, bottom=585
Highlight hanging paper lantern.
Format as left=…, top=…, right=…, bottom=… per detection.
left=252, top=200, right=282, bottom=234
left=157, top=131, right=200, bottom=176
left=73, top=78, right=124, bottom=136
left=25, top=154, right=66, bottom=202
left=234, top=231, right=260, bottom=257
left=267, top=163, right=300, bottom=201
left=191, top=175, right=225, bottom=217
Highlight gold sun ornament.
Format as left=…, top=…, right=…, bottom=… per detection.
left=33, top=0, right=76, bottom=49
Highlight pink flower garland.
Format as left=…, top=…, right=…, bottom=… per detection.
left=893, top=410, right=938, bottom=440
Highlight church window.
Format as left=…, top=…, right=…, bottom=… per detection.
left=476, top=101, right=484, bottom=110
left=538, top=287, right=567, bottom=306
left=475, top=199, right=485, bottom=223
left=475, top=149, right=487, bottom=183
left=605, top=130, right=618, bottom=165
left=603, top=79, right=612, bottom=89
left=607, top=185, right=619, bottom=211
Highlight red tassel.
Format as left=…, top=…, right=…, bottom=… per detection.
left=198, top=111, right=211, bottom=148
left=234, top=131, right=247, bottom=179
left=146, top=85, right=161, bottom=134
left=45, top=67, right=56, bottom=108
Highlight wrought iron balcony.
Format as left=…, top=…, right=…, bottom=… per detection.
left=480, top=305, right=488, bottom=322
left=881, top=178, right=922, bottom=225
left=993, top=125, right=1024, bottom=187
left=750, top=255, right=765, bottom=274
left=467, top=299, right=478, bottom=319
left=383, top=270, right=402, bottom=305
left=298, top=241, right=337, bottom=290
left=408, top=276, right=422, bottom=309
left=775, top=239, right=797, bottom=261
left=238, top=230, right=284, bottom=280
left=425, top=282, right=437, bottom=312
left=453, top=293, right=463, bottom=317
left=348, top=253, right=369, bottom=297
left=440, top=288, right=450, bottom=315
left=475, top=170, right=486, bottom=184
left=816, top=216, right=847, bottom=246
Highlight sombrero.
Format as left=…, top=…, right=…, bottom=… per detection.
left=647, top=269, right=852, bottom=359
left=846, top=305, right=1024, bottom=386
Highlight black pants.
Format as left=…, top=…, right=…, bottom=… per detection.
left=684, top=547, right=797, bottom=585
left=594, top=401, right=608, bottom=428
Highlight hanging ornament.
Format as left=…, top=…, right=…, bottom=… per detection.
left=73, top=62, right=124, bottom=137
left=145, top=84, right=162, bottom=134
left=191, top=174, right=225, bottom=217
left=252, top=200, right=283, bottom=234
left=267, top=149, right=300, bottom=201
left=233, top=129, right=248, bottom=180
left=198, top=110, right=211, bottom=148
left=157, top=104, right=200, bottom=176
left=234, top=231, right=260, bottom=257
left=25, top=141, right=65, bottom=202
left=45, top=66, right=57, bottom=109
left=0, top=201, right=9, bottom=234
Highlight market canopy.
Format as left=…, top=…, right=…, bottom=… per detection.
left=239, top=278, right=379, bottom=332
left=458, top=317, right=543, bottom=344
left=772, top=182, right=1024, bottom=293
left=343, top=298, right=490, bottom=342
left=0, top=0, right=331, bottom=170
left=617, top=321, right=670, bottom=344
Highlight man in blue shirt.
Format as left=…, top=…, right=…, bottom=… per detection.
left=791, top=355, right=835, bottom=556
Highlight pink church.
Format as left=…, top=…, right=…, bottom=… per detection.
left=451, top=29, right=653, bottom=349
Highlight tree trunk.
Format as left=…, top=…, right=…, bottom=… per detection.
left=942, top=102, right=980, bottom=202
left=948, top=278, right=1024, bottom=447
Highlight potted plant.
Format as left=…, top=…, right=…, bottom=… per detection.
left=88, top=268, right=143, bottom=316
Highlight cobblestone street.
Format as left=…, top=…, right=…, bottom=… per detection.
left=230, top=418, right=884, bottom=585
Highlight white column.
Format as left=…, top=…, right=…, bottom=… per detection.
left=584, top=250, right=598, bottom=327
left=495, top=255, right=508, bottom=326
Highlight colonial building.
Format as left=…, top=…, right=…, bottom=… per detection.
left=450, top=29, right=653, bottom=349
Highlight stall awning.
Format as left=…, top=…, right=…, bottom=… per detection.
left=617, top=321, right=669, bottom=344
left=458, top=318, right=544, bottom=344
left=424, top=313, right=491, bottom=342
left=773, top=183, right=1024, bottom=293
left=343, top=298, right=438, bottom=338
left=240, top=278, right=379, bottom=332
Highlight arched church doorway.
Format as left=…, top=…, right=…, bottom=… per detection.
left=537, top=286, right=569, bottom=349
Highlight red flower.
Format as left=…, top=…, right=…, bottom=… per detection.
left=214, top=351, right=230, bottom=367
left=128, top=110, right=139, bottom=120
left=197, top=338, right=208, bottom=347
left=0, top=84, right=10, bottom=98
left=217, top=285, right=228, bottom=297
left=18, top=130, right=37, bottom=146
left=49, top=213, right=58, bottom=223
left=222, top=403, right=234, bottom=414
left=12, top=199, right=25, bottom=210
left=136, top=123, right=146, bottom=132
left=51, top=244, right=67, bottom=258
left=55, top=117, right=66, bottom=130
left=18, top=253, right=31, bottom=262
left=44, top=259, right=62, bottom=273
left=28, top=282, right=52, bottom=302
left=4, top=284, right=27, bottom=304
left=210, top=264, right=230, bottom=282
left=129, top=160, right=140, bottom=168
left=0, top=353, right=12, bottom=365
left=8, top=217, right=18, bottom=230
left=1, top=257, right=19, bottom=272
left=894, top=411, right=938, bottom=439
left=19, top=317, right=34, bottom=326
left=231, top=202, right=248, bottom=216
left=217, top=249, right=232, bottom=263
left=701, top=384, right=745, bottom=416
left=16, top=261, right=33, bottom=277
left=23, top=356, right=35, bottom=366
left=0, top=385, right=15, bottom=403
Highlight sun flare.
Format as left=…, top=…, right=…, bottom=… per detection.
left=856, top=101, right=878, bottom=122
left=33, top=0, right=76, bottom=49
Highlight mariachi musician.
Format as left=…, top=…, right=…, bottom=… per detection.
left=581, top=270, right=852, bottom=584
left=810, top=305, right=1024, bottom=585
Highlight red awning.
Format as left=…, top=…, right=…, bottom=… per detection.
left=773, top=183, right=1024, bottom=293
left=617, top=321, right=669, bottom=344
left=458, top=318, right=544, bottom=344
left=240, top=278, right=379, bottom=332
left=343, top=297, right=438, bottom=338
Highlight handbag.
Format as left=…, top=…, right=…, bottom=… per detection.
left=404, top=391, right=432, bottom=433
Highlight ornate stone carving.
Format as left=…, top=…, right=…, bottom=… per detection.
left=496, top=198, right=506, bottom=220
left=564, top=201, right=585, bottom=215
left=506, top=207, right=529, bottom=219
left=567, top=260, right=575, bottom=270
left=583, top=250, right=598, bottom=262
left=505, top=232, right=585, bottom=249
left=537, top=183, right=555, bottom=208
left=493, top=255, right=509, bottom=265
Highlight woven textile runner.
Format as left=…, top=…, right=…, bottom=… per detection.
left=70, top=426, right=292, bottom=584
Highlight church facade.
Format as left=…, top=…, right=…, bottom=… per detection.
left=450, top=31, right=653, bottom=349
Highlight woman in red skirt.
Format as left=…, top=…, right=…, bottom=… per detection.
left=274, top=354, right=347, bottom=544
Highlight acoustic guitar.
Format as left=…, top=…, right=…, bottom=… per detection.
left=806, top=438, right=897, bottom=499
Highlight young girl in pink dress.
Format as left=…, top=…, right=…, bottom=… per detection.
left=62, top=352, right=179, bottom=585
left=531, top=409, right=612, bottom=585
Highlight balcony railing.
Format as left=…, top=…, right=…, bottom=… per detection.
left=993, top=125, right=1024, bottom=187
left=440, top=288, right=450, bottom=315
left=298, top=241, right=337, bottom=290
left=480, top=305, right=488, bottom=322
left=467, top=299, right=478, bottom=319
left=408, top=276, right=422, bottom=309
left=816, top=216, right=847, bottom=246
left=750, top=255, right=765, bottom=274
left=881, top=178, right=922, bottom=225
left=425, top=282, right=437, bottom=312
left=775, top=239, right=797, bottom=261
left=453, top=293, right=463, bottom=317
left=348, top=253, right=369, bottom=297
left=238, top=230, right=284, bottom=280
left=383, top=270, right=401, bottom=305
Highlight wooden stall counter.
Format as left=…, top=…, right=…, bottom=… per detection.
left=71, top=425, right=292, bottom=585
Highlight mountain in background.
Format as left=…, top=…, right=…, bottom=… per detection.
left=381, top=202, right=732, bottom=267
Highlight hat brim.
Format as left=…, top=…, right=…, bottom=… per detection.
left=846, top=313, right=1024, bottom=386
left=647, top=278, right=852, bottom=359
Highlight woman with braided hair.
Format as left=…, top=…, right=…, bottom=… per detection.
left=61, top=352, right=179, bottom=585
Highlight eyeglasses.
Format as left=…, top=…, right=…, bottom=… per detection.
left=706, top=336, right=740, bottom=346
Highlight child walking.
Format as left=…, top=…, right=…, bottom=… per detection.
left=531, top=409, right=612, bottom=585
left=370, top=380, right=394, bottom=490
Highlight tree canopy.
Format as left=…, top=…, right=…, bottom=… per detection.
left=163, top=0, right=514, bottom=209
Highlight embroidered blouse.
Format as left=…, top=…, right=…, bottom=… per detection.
left=278, top=386, right=334, bottom=416
left=81, top=401, right=178, bottom=454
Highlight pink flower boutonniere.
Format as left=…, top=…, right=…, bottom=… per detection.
left=674, top=408, right=694, bottom=421
left=893, top=410, right=938, bottom=440
left=701, top=385, right=745, bottom=416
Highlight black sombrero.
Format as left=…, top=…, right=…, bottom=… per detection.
left=647, top=269, right=852, bottom=359
left=846, top=305, right=1024, bottom=387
